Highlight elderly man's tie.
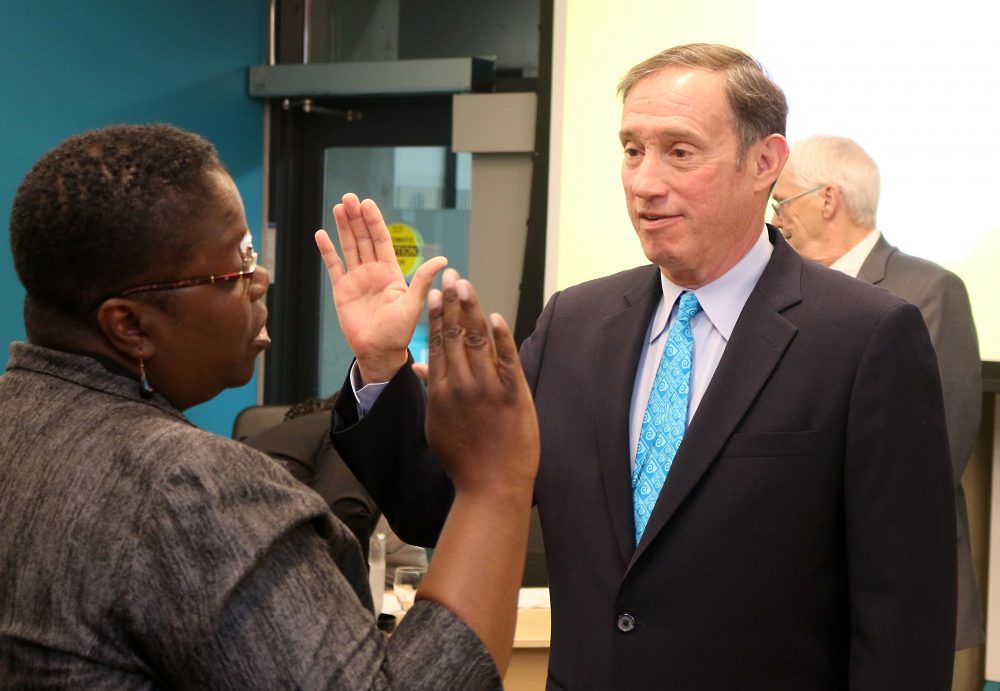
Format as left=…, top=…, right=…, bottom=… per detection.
left=632, top=291, right=701, bottom=545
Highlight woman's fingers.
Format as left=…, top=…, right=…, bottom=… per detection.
left=423, top=272, right=527, bottom=410
left=439, top=270, right=475, bottom=386
left=489, top=312, right=522, bottom=388
left=425, top=288, right=447, bottom=383
left=454, top=278, right=496, bottom=385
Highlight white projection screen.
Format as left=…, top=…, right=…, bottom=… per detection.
left=755, top=0, right=1000, bottom=361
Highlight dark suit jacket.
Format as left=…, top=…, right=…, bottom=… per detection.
left=333, top=228, right=956, bottom=690
left=858, top=234, right=983, bottom=648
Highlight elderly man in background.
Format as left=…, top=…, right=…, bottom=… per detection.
left=773, top=134, right=983, bottom=657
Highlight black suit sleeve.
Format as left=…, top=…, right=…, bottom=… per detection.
left=330, top=361, right=455, bottom=547
left=844, top=301, right=957, bottom=689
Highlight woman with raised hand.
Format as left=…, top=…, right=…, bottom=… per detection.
left=0, top=123, right=539, bottom=689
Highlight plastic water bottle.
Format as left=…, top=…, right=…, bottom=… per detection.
left=368, top=532, right=386, bottom=617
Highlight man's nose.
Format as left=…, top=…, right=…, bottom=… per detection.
left=629, top=155, right=669, bottom=198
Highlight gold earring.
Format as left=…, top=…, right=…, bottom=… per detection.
left=138, top=352, right=154, bottom=399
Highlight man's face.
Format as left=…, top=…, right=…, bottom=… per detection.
left=770, top=174, right=826, bottom=262
left=620, top=67, right=771, bottom=288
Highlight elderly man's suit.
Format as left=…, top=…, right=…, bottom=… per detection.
left=858, top=234, right=982, bottom=649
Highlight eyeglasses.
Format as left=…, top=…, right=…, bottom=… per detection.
left=771, top=185, right=825, bottom=218
left=119, top=231, right=257, bottom=297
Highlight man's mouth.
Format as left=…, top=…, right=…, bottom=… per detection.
left=638, top=212, right=679, bottom=226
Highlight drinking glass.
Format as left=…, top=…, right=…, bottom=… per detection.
left=392, top=566, right=427, bottom=612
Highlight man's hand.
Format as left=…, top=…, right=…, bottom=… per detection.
left=314, top=193, right=447, bottom=384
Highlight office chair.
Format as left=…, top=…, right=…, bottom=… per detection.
left=231, top=404, right=291, bottom=441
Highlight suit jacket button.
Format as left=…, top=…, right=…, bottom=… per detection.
left=617, top=613, right=635, bottom=633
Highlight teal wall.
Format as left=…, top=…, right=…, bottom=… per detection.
left=1, top=1, right=267, bottom=436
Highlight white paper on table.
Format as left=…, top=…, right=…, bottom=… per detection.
left=517, top=587, right=550, bottom=609
left=384, top=587, right=551, bottom=615
left=381, top=592, right=402, bottom=615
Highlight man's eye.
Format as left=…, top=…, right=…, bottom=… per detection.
left=672, top=148, right=691, bottom=158
left=623, top=146, right=641, bottom=158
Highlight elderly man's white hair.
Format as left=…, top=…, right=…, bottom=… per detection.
left=784, top=135, right=880, bottom=228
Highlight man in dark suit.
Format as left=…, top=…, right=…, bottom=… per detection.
left=243, top=403, right=381, bottom=557
left=323, top=44, right=957, bottom=689
left=773, top=134, right=983, bottom=654
left=241, top=398, right=429, bottom=572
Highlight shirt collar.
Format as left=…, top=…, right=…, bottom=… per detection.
left=829, top=228, right=881, bottom=278
left=649, top=226, right=773, bottom=343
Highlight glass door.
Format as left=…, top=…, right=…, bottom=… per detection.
left=318, top=146, right=471, bottom=394
left=264, top=95, right=460, bottom=405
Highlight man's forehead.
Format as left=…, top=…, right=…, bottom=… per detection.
left=627, top=66, right=723, bottom=97
left=620, top=67, right=729, bottom=134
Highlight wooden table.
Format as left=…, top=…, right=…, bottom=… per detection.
left=385, top=590, right=551, bottom=690
left=506, top=606, right=551, bottom=691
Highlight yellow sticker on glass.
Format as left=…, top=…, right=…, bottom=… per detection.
left=387, top=222, right=424, bottom=278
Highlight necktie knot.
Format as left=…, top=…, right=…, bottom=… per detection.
left=676, top=291, right=701, bottom=324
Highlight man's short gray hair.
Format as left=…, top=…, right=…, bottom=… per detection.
left=785, top=135, right=880, bottom=228
left=618, top=43, right=788, bottom=162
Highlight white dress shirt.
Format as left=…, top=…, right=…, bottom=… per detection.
left=829, top=228, right=881, bottom=278
left=627, top=227, right=773, bottom=473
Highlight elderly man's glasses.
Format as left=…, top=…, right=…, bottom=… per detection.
left=771, top=185, right=825, bottom=218
left=119, top=232, right=257, bottom=297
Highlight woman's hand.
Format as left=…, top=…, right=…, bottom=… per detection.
left=415, top=269, right=539, bottom=499
left=411, top=269, right=539, bottom=675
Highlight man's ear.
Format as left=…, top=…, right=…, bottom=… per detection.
left=96, top=298, right=156, bottom=361
left=753, top=134, right=789, bottom=192
left=820, top=184, right=840, bottom=220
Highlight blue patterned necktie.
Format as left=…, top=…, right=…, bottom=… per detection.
left=632, top=291, right=702, bottom=544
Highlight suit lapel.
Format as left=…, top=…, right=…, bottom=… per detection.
left=593, top=266, right=663, bottom=566
left=630, top=229, right=804, bottom=565
left=856, top=234, right=894, bottom=285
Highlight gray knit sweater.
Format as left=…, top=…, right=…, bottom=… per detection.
left=0, top=343, right=500, bottom=689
